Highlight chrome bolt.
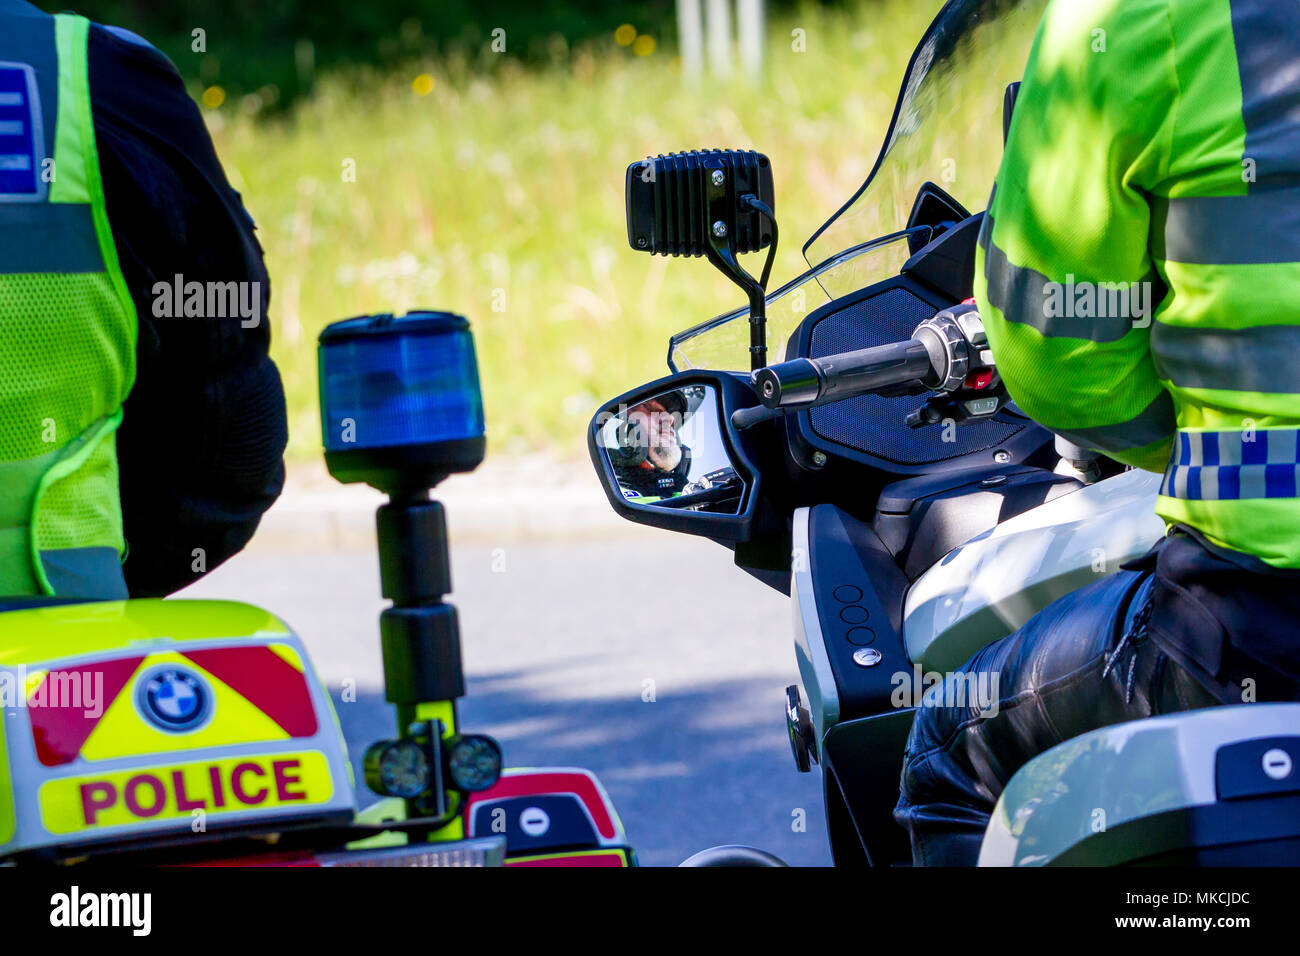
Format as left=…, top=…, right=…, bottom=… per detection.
left=993, top=450, right=1012, bottom=464
left=811, top=451, right=828, bottom=468
left=712, top=220, right=728, bottom=238
left=711, top=169, right=725, bottom=186
left=852, top=647, right=883, bottom=668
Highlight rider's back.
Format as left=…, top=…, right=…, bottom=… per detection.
left=0, top=0, right=286, bottom=602
left=977, top=0, right=1300, bottom=569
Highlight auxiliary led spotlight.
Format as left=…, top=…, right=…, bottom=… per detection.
left=363, top=738, right=431, bottom=800
left=446, top=734, right=503, bottom=792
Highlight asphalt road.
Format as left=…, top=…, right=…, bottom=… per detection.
left=181, top=525, right=833, bottom=867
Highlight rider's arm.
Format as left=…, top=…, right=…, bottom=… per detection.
left=88, top=25, right=288, bottom=596
left=975, top=0, right=1177, bottom=473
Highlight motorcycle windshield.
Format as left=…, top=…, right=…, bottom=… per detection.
left=803, top=0, right=1046, bottom=267
left=669, top=0, right=1046, bottom=373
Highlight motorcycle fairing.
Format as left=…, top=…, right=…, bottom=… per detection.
left=0, top=599, right=355, bottom=859
left=981, top=703, right=1300, bottom=866
left=904, top=469, right=1166, bottom=673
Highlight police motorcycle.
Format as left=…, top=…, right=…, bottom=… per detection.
left=590, top=0, right=1300, bottom=866
left=0, top=312, right=634, bottom=867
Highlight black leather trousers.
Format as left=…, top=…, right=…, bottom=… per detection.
left=892, top=529, right=1300, bottom=867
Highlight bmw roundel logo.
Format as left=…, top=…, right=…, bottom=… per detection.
left=136, top=666, right=211, bottom=732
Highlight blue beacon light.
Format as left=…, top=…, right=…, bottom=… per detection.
left=318, top=311, right=486, bottom=492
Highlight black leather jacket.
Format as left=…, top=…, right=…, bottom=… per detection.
left=87, top=20, right=287, bottom=596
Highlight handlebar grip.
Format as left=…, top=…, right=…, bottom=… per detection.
left=752, top=339, right=935, bottom=409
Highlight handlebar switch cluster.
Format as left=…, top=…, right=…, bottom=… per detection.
left=905, top=303, right=1008, bottom=430
left=913, top=302, right=993, bottom=393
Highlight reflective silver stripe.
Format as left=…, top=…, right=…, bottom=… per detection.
left=979, top=212, right=1147, bottom=342
left=40, top=546, right=127, bottom=599
left=0, top=202, right=103, bottom=272
left=1152, top=1, right=1300, bottom=265
left=1172, top=462, right=1189, bottom=498
left=1152, top=190, right=1300, bottom=265
left=1201, top=451, right=1220, bottom=500
left=1050, top=390, right=1176, bottom=453
left=1269, top=427, right=1300, bottom=462
left=1230, top=0, right=1300, bottom=186
left=1152, top=321, right=1300, bottom=392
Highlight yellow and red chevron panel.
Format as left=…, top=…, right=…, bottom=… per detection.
left=27, top=644, right=318, bottom=765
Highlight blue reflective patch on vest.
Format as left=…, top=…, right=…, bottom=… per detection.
left=1162, top=428, right=1300, bottom=500
left=0, top=63, right=41, bottom=199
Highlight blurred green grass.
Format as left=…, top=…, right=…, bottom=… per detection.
left=208, top=2, right=934, bottom=461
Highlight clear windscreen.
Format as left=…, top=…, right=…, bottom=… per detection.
left=670, top=0, right=1047, bottom=372
left=803, top=0, right=1046, bottom=265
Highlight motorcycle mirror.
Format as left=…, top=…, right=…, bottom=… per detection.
left=625, top=150, right=778, bottom=371
left=589, top=372, right=764, bottom=542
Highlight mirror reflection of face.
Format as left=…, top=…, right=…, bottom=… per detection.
left=628, top=398, right=682, bottom=472
left=604, top=384, right=743, bottom=513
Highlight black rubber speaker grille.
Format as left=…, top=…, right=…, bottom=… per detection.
left=806, top=287, right=1024, bottom=466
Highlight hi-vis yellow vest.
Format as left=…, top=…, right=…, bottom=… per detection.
left=977, top=0, right=1300, bottom=569
left=0, top=2, right=136, bottom=598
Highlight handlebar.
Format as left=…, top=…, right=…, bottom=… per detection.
left=751, top=339, right=935, bottom=410
left=730, top=304, right=1001, bottom=432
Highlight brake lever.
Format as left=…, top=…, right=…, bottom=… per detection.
left=732, top=380, right=928, bottom=431
left=731, top=404, right=785, bottom=431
